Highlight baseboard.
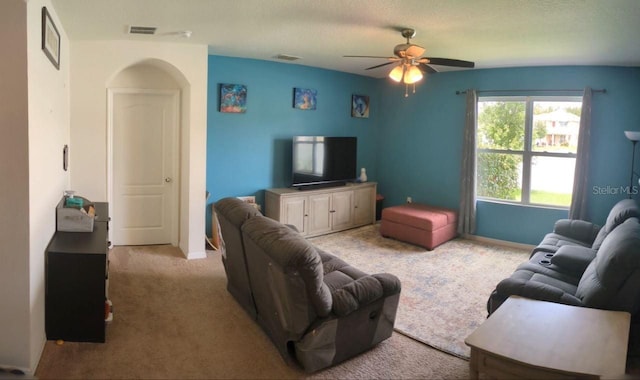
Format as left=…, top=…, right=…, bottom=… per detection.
left=186, top=250, right=207, bottom=260
left=0, top=365, right=34, bottom=379
left=462, top=233, right=535, bottom=251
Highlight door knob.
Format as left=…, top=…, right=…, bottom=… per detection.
left=165, top=177, right=172, bottom=183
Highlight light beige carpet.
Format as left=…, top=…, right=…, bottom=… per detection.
left=35, top=244, right=469, bottom=379
left=309, top=224, right=530, bottom=359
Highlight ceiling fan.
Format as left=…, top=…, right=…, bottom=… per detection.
left=344, top=28, right=475, bottom=96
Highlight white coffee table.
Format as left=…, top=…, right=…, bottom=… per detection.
left=465, top=296, right=630, bottom=379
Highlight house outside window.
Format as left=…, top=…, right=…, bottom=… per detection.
left=476, top=96, right=583, bottom=208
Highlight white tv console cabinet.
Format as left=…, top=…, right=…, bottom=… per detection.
left=265, top=182, right=377, bottom=237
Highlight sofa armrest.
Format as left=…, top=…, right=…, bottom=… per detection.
left=550, top=245, right=597, bottom=276
left=331, top=273, right=401, bottom=317
left=553, top=219, right=601, bottom=245
left=496, top=277, right=583, bottom=307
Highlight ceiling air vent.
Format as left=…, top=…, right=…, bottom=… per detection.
left=128, top=26, right=157, bottom=35
left=274, top=54, right=301, bottom=62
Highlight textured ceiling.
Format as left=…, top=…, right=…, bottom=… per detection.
left=51, top=0, right=640, bottom=78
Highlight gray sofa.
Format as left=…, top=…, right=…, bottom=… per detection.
left=214, top=197, right=401, bottom=372
left=488, top=199, right=640, bottom=317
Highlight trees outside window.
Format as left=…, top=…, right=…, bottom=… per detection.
left=476, top=97, right=582, bottom=207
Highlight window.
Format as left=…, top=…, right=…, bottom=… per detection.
left=476, top=96, right=582, bottom=207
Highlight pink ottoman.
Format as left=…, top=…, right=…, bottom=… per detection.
left=380, top=203, right=458, bottom=250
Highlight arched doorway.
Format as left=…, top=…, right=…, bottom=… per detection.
left=107, top=61, right=181, bottom=246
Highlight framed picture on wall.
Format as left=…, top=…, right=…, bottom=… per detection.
left=41, top=7, right=60, bottom=70
left=293, top=88, right=317, bottom=110
left=219, top=83, right=247, bottom=113
left=351, top=94, right=370, bottom=118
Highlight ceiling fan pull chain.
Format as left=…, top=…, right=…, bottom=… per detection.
left=405, top=84, right=409, bottom=97
left=413, top=83, right=416, bottom=94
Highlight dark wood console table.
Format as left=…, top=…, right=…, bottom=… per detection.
left=45, top=202, right=110, bottom=343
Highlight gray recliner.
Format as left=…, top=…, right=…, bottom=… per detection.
left=488, top=199, right=640, bottom=316
left=214, top=197, right=262, bottom=319
left=241, top=215, right=401, bottom=372
left=214, top=197, right=401, bottom=372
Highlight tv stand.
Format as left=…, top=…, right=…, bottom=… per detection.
left=265, top=182, right=376, bottom=237
left=294, top=182, right=347, bottom=191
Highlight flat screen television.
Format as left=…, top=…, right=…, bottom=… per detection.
left=292, top=136, right=357, bottom=189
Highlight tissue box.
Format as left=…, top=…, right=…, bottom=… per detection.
left=56, top=196, right=95, bottom=232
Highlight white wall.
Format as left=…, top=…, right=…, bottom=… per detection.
left=26, top=0, right=71, bottom=371
left=0, top=0, right=70, bottom=373
left=70, top=41, right=208, bottom=258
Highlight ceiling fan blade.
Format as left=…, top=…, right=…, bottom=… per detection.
left=418, top=63, right=438, bottom=74
left=343, top=55, right=395, bottom=59
left=366, top=61, right=396, bottom=70
left=424, top=57, right=475, bottom=68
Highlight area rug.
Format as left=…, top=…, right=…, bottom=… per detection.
left=309, top=224, right=530, bottom=359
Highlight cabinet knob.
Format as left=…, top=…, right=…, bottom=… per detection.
left=165, top=177, right=173, bottom=183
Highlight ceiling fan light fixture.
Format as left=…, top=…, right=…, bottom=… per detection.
left=388, top=65, right=404, bottom=82
left=404, top=65, right=423, bottom=84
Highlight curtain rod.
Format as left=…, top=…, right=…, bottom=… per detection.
left=455, top=88, right=606, bottom=95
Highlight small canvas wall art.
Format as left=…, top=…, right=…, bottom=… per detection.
left=293, top=88, right=317, bottom=110
left=351, top=94, right=370, bottom=118
left=219, top=83, right=247, bottom=113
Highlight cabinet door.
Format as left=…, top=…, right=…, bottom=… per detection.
left=354, top=187, right=374, bottom=226
left=331, top=190, right=354, bottom=231
left=308, top=194, right=332, bottom=235
left=282, top=196, right=307, bottom=235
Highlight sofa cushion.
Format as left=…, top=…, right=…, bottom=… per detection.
left=332, top=276, right=384, bottom=316
left=592, top=199, right=640, bottom=250
left=549, top=245, right=597, bottom=276
left=318, top=249, right=367, bottom=280
left=576, top=217, right=640, bottom=308
left=553, top=219, right=601, bottom=245
left=318, top=249, right=400, bottom=316
left=516, top=253, right=583, bottom=285
left=532, top=232, right=591, bottom=256
left=495, top=270, right=582, bottom=306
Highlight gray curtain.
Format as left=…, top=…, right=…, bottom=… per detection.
left=569, top=87, right=592, bottom=220
left=458, top=89, right=477, bottom=234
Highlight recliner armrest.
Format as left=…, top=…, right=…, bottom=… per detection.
left=284, top=224, right=299, bottom=232
left=553, top=219, right=601, bottom=245
left=331, top=273, right=401, bottom=317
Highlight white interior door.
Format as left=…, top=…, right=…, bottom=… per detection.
left=110, top=89, right=179, bottom=246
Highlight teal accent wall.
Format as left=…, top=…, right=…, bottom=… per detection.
left=206, top=56, right=380, bottom=229
left=206, top=56, right=640, bottom=244
left=376, top=66, right=640, bottom=244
